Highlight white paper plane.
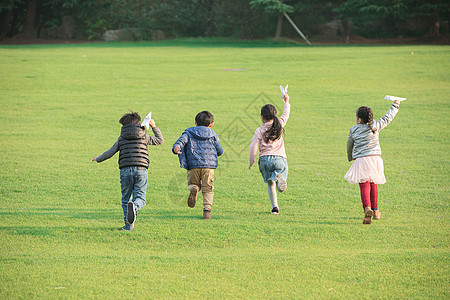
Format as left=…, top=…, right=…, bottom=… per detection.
left=141, top=111, right=152, bottom=129
left=280, top=84, right=288, bottom=98
left=384, top=95, right=406, bottom=101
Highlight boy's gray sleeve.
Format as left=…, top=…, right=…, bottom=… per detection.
left=172, top=132, right=188, bottom=154
left=96, top=140, right=119, bottom=162
left=146, top=127, right=164, bottom=145
left=375, top=103, right=399, bottom=131
left=346, top=131, right=354, bottom=162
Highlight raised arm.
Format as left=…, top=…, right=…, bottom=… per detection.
left=279, top=94, right=291, bottom=127
left=145, top=119, right=164, bottom=145
left=374, top=102, right=400, bottom=132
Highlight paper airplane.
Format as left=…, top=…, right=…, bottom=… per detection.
left=280, top=84, right=288, bottom=98
left=141, top=111, right=152, bottom=129
left=384, top=95, right=406, bottom=101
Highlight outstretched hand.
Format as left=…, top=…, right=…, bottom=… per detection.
left=283, top=93, right=289, bottom=103
left=92, top=156, right=98, bottom=162
left=394, top=100, right=400, bottom=106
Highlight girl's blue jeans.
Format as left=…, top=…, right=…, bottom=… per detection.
left=120, top=166, right=148, bottom=222
left=258, top=155, right=288, bottom=184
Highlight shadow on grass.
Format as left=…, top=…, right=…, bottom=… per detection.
left=143, top=209, right=229, bottom=221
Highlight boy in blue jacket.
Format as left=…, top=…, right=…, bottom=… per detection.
left=172, top=111, right=223, bottom=219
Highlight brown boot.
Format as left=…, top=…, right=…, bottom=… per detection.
left=203, top=209, right=211, bottom=219
left=363, top=206, right=373, bottom=224
left=373, top=210, right=381, bottom=220
left=188, top=186, right=199, bottom=208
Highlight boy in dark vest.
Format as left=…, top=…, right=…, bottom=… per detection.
left=92, top=111, right=164, bottom=230
left=172, top=111, right=223, bottom=219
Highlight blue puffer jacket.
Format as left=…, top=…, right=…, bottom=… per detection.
left=172, top=126, right=224, bottom=170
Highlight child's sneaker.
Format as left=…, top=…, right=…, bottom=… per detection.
left=275, top=174, right=287, bottom=193
left=373, top=210, right=381, bottom=220
left=203, top=208, right=211, bottom=219
left=122, top=222, right=134, bottom=231
left=188, top=186, right=199, bottom=208
left=271, top=207, right=279, bottom=215
left=127, top=201, right=136, bottom=225
left=363, top=206, right=373, bottom=224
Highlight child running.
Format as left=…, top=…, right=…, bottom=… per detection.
left=92, top=111, right=164, bottom=230
left=172, top=111, right=223, bottom=219
left=249, top=93, right=290, bottom=214
left=345, top=100, right=401, bottom=224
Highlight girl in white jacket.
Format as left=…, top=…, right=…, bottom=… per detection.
left=345, top=100, right=401, bottom=224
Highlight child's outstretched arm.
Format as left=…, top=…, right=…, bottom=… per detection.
left=374, top=100, right=400, bottom=131
left=92, top=141, right=119, bottom=163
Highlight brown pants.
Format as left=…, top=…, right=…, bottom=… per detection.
left=187, top=168, right=214, bottom=210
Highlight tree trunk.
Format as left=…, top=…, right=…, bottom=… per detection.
left=341, top=18, right=351, bottom=43
left=20, top=0, right=37, bottom=38
left=433, top=7, right=440, bottom=37
left=0, top=8, right=13, bottom=39
left=275, top=13, right=283, bottom=39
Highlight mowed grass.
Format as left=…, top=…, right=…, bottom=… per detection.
left=0, top=40, right=449, bottom=298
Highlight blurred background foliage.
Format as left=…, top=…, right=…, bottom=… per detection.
left=0, top=0, right=448, bottom=41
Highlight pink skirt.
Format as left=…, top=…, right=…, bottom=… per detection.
left=344, top=156, right=386, bottom=184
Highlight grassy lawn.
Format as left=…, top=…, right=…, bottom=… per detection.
left=0, top=40, right=448, bottom=298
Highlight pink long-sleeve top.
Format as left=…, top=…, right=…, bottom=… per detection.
left=249, top=102, right=291, bottom=168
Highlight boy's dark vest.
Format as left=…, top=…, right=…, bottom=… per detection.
left=118, top=124, right=149, bottom=169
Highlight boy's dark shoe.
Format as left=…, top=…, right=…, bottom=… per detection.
left=188, top=186, right=199, bottom=208
left=203, top=208, right=211, bottom=219
left=275, top=174, right=287, bottom=193
left=363, top=206, right=373, bottom=224
left=122, top=222, right=134, bottom=231
left=271, top=207, right=279, bottom=215
left=127, top=201, right=136, bottom=225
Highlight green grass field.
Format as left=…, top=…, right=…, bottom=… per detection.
left=0, top=40, right=449, bottom=298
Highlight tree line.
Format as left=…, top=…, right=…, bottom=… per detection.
left=1, top=0, right=448, bottom=41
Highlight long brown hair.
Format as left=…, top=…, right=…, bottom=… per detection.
left=356, top=106, right=376, bottom=133
left=261, top=104, right=284, bottom=142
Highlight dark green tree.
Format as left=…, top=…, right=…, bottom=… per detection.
left=250, top=0, right=294, bottom=39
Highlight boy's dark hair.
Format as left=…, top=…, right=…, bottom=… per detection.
left=195, top=111, right=214, bottom=127
left=356, top=106, right=376, bottom=133
left=261, top=104, right=284, bottom=143
left=119, top=111, right=141, bottom=125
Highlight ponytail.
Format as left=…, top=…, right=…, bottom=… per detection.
left=261, top=104, right=284, bottom=142
left=357, top=106, right=376, bottom=134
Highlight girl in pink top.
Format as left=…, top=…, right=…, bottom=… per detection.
left=249, top=93, right=290, bottom=214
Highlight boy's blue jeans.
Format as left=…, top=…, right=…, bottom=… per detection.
left=120, top=166, right=148, bottom=222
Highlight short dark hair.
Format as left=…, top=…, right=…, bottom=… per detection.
left=119, top=111, right=141, bottom=125
left=195, top=111, right=214, bottom=127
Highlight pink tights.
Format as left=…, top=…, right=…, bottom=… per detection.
left=359, top=181, right=378, bottom=209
